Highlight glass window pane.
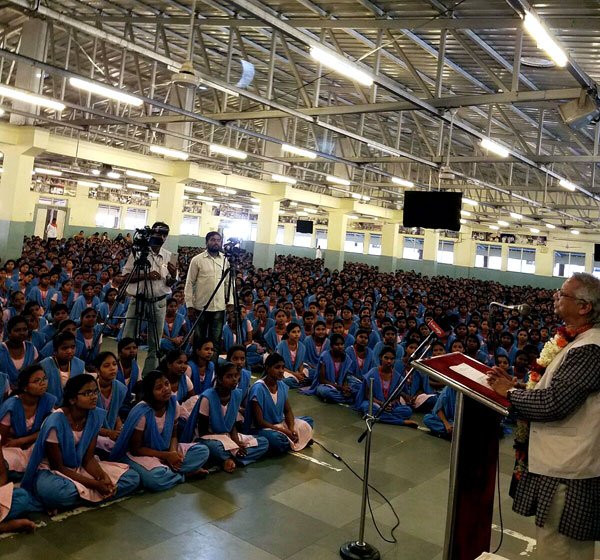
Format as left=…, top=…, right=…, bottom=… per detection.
left=276, top=225, right=284, bottom=244
left=294, top=231, right=312, bottom=247
left=123, top=208, right=147, bottom=231
left=369, top=234, right=381, bottom=256
left=553, top=251, right=585, bottom=277
left=403, top=237, right=423, bottom=260
left=437, top=240, right=454, bottom=264
left=95, top=204, right=120, bottom=228
left=345, top=232, right=364, bottom=253
left=180, top=215, right=199, bottom=235
left=316, top=229, right=327, bottom=250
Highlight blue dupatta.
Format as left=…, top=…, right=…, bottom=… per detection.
left=116, top=359, right=140, bottom=401
left=187, top=361, right=215, bottom=395
left=244, top=380, right=288, bottom=430
left=275, top=340, right=307, bottom=372
left=354, top=367, right=402, bottom=410
left=201, top=388, right=242, bottom=434
left=0, top=342, right=37, bottom=386
left=0, top=393, right=57, bottom=437
left=345, top=345, right=375, bottom=379
left=304, top=336, right=330, bottom=367
left=97, top=380, right=128, bottom=429
left=0, top=372, right=8, bottom=406
left=39, top=356, right=86, bottom=405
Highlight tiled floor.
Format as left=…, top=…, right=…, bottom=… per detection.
left=3, top=384, right=591, bottom=560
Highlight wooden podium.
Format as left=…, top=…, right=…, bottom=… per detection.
left=412, top=353, right=510, bottom=560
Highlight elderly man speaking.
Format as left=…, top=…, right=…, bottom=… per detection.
left=488, top=272, right=600, bottom=560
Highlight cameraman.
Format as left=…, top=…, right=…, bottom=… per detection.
left=184, top=231, right=229, bottom=352
left=122, top=221, right=177, bottom=375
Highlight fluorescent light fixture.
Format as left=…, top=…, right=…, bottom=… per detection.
left=391, top=176, right=414, bottom=188
left=310, top=46, right=374, bottom=87
left=460, top=218, right=467, bottom=224
left=460, top=210, right=472, bottom=217
left=351, top=193, right=371, bottom=201
left=326, top=175, right=351, bottom=186
left=0, top=108, right=4, bottom=116
left=149, top=145, right=189, bottom=160
left=559, top=178, right=577, bottom=191
left=463, top=197, right=478, bottom=206
left=250, top=197, right=260, bottom=204
left=530, top=227, right=540, bottom=233
left=216, top=187, right=236, bottom=195
left=296, top=211, right=308, bottom=216
left=498, top=220, right=510, bottom=227
left=523, top=13, right=568, bottom=67
left=347, top=214, right=359, bottom=219
left=106, top=171, right=121, bottom=179
left=489, top=225, right=499, bottom=230
left=272, top=173, right=297, bottom=185
left=281, top=144, right=317, bottom=159
left=126, top=183, right=148, bottom=191
left=148, top=192, right=160, bottom=198
left=69, top=77, right=143, bottom=106
left=0, top=167, right=3, bottom=173
left=34, top=167, right=62, bottom=176
left=184, top=186, right=205, bottom=194
left=480, top=137, right=510, bottom=158
left=196, top=195, right=214, bottom=202
left=367, top=142, right=401, bottom=157
left=545, top=223, right=556, bottom=229
left=77, top=180, right=97, bottom=187
left=510, top=212, right=523, bottom=220
left=278, top=210, right=286, bottom=215
left=198, top=78, right=239, bottom=98
left=100, top=182, right=122, bottom=189
left=0, top=84, right=65, bottom=111
left=230, top=203, right=243, bottom=208
left=90, top=169, right=101, bottom=176
left=125, top=169, right=153, bottom=180
left=251, top=205, right=260, bottom=213
left=303, top=207, right=317, bottom=214
left=182, top=195, right=189, bottom=200
left=571, top=229, right=580, bottom=235
left=289, top=201, right=298, bottom=207
left=209, top=144, right=247, bottom=160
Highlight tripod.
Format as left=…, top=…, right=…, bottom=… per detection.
left=88, top=245, right=163, bottom=365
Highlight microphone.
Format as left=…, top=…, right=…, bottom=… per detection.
left=489, top=302, right=532, bottom=316
left=426, top=318, right=445, bottom=337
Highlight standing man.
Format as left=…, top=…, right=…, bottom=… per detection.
left=185, top=231, right=229, bottom=350
left=122, top=222, right=177, bottom=375
left=488, top=272, right=600, bottom=560
left=46, top=218, right=58, bottom=241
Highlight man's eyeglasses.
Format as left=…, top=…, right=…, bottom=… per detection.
left=78, top=388, right=100, bottom=397
left=557, top=290, right=587, bottom=302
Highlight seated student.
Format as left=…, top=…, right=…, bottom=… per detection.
left=0, top=371, right=8, bottom=407
left=0, top=316, right=38, bottom=389
left=397, top=340, right=438, bottom=413
left=303, top=320, right=330, bottom=377
left=186, top=338, right=215, bottom=395
left=299, top=311, right=315, bottom=341
left=109, top=370, right=209, bottom=492
left=465, top=334, right=491, bottom=365
left=494, top=352, right=513, bottom=378
left=427, top=341, right=448, bottom=392
left=21, top=374, right=140, bottom=511
left=226, top=345, right=252, bottom=405
left=0, top=365, right=57, bottom=476
left=0, top=445, right=39, bottom=534
left=340, top=306, right=355, bottom=336
left=331, top=319, right=355, bottom=348
left=250, top=303, right=274, bottom=349
left=306, top=334, right=358, bottom=404
left=345, top=329, right=375, bottom=381
left=2, top=291, right=26, bottom=325
left=40, top=304, right=69, bottom=342
left=187, top=362, right=268, bottom=473
left=323, top=307, right=336, bottom=334
left=275, top=322, right=309, bottom=388
left=39, top=332, right=86, bottom=405
left=356, top=314, right=381, bottom=350
left=21, top=307, right=46, bottom=352
left=39, top=319, right=85, bottom=360
left=512, top=350, right=530, bottom=385
left=423, top=386, right=457, bottom=439
left=263, top=309, right=288, bottom=353
left=116, top=337, right=141, bottom=416
left=222, top=308, right=263, bottom=367
left=159, top=350, right=194, bottom=404
left=245, top=353, right=313, bottom=455
left=28, top=272, right=56, bottom=316
left=94, top=352, right=127, bottom=455
left=69, top=283, right=100, bottom=322
left=355, top=347, right=418, bottom=428
left=159, top=298, right=187, bottom=352
left=51, top=279, right=75, bottom=313
left=96, top=288, right=126, bottom=337
left=372, top=326, right=405, bottom=370
left=77, top=308, right=103, bottom=364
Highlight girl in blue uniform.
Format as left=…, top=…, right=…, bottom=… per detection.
left=275, top=323, right=308, bottom=388
left=0, top=316, right=38, bottom=389
left=186, top=338, right=215, bottom=395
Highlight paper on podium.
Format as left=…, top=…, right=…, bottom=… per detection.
left=450, top=362, right=490, bottom=387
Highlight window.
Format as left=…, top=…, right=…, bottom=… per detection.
left=276, top=225, right=284, bottom=244
left=250, top=223, right=257, bottom=241
left=180, top=215, right=199, bottom=236
left=507, top=247, right=536, bottom=273
left=369, top=234, right=381, bottom=256
left=345, top=232, right=364, bottom=253
left=554, top=251, right=585, bottom=277
left=316, top=229, right=328, bottom=250
left=403, top=236, right=424, bottom=260
left=437, top=240, right=454, bottom=264
left=96, top=204, right=120, bottom=228
left=38, top=197, right=67, bottom=207
left=593, top=267, right=600, bottom=279
left=475, top=243, right=502, bottom=270
left=223, top=220, right=252, bottom=241
left=123, top=207, right=148, bottom=231
left=294, top=232, right=312, bottom=247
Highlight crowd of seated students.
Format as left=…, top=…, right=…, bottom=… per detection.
left=0, top=237, right=558, bottom=533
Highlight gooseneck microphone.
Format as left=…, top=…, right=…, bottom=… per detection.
left=489, top=302, right=532, bottom=316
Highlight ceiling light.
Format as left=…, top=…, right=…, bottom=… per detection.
left=230, top=203, right=243, bottom=208
left=545, top=223, right=556, bottom=229
left=480, top=138, right=510, bottom=158
left=272, top=173, right=297, bottom=185
left=251, top=205, right=260, bottom=213
left=148, top=192, right=160, bottom=198
left=34, top=167, right=62, bottom=176
left=460, top=210, right=471, bottom=217
left=90, top=169, right=101, bottom=176
left=209, top=144, right=247, bottom=160
left=571, top=229, right=580, bottom=235
left=510, top=212, right=523, bottom=220
left=106, top=171, right=121, bottom=179
left=530, top=227, right=540, bottom=233
left=69, top=77, right=143, bottom=106
left=126, top=183, right=148, bottom=191
left=326, top=175, right=351, bottom=186
left=290, top=201, right=298, bottom=207
left=459, top=218, right=467, bottom=224
left=250, top=198, right=260, bottom=204
left=281, top=144, right=317, bottom=159
left=463, top=197, right=478, bottom=206
left=296, top=211, right=308, bottom=216
left=182, top=195, right=189, bottom=200
left=149, top=145, right=189, bottom=160
left=303, top=207, right=317, bottom=214
left=217, top=187, right=236, bottom=195
left=559, top=178, right=577, bottom=191
left=77, top=180, right=97, bottom=187
left=367, top=142, right=401, bottom=156
left=100, top=182, right=122, bottom=189
left=347, top=214, right=359, bottom=219
left=185, top=186, right=205, bottom=194
left=391, top=176, right=414, bottom=188
left=0, top=84, right=65, bottom=111
left=278, top=210, right=286, bottom=215
left=523, top=13, right=568, bottom=67
left=489, top=225, right=499, bottom=230
left=125, top=169, right=153, bottom=180
left=0, top=108, right=4, bottom=116
left=310, top=46, right=374, bottom=87
left=498, top=220, right=509, bottom=227
left=196, top=195, right=214, bottom=201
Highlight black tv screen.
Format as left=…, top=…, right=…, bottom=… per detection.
left=296, top=220, right=314, bottom=234
left=402, top=191, right=462, bottom=231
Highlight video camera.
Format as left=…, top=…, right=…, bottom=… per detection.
left=132, top=225, right=169, bottom=256
left=223, top=237, right=246, bottom=260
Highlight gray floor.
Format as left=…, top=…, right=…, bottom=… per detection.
left=1, top=381, right=557, bottom=560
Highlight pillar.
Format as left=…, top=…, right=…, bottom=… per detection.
left=363, top=232, right=371, bottom=255
left=67, top=184, right=99, bottom=237
left=283, top=223, right=295, bottom=247
left=199, top=203, right=221, bottom=240
left=156, top=177, right=186, bottom=251
left=535, top=246, right=554, bottom=277
left=253, top=193, right=282, bottom=269
left=0, top=146, right=37, bottom=258
left=454, top=226, right=474, bottom=268
left=423, top=230, right=439, bottom=262
left=324, top=209, right=349, bottom=270
left=380, top=222, right=400, bottom=272
left=501, top=244, right=509, bottom=272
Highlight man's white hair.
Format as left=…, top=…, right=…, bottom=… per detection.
left=572, top=273, right=600, bottom=323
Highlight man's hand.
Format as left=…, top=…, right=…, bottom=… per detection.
left=148, top=271, right=161, bottom=281
left=167, top=262, right=177, bottom=278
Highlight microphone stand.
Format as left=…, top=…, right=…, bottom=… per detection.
left=340, top=331, right=437, bottom=560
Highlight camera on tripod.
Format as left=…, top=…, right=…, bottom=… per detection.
left=223, top=237, right=246, bottom=259
left=132, top=225, right=170, bottom=255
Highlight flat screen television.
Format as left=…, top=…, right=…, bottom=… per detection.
left=402, top=191, right=462, bottom=231
left=296, top=220, right=314, bottom=234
